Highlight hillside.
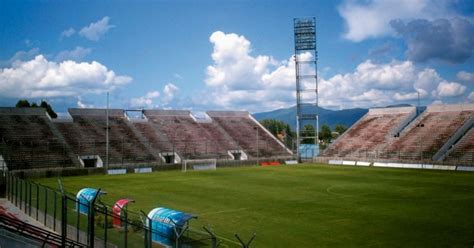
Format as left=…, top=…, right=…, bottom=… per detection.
left=253, top=105, right=368, bottom=130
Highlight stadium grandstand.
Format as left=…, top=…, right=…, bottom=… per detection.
left=0, top=107, right=292, bottom=171
left=320, top=103, right=474, bottom=166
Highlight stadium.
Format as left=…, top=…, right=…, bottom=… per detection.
left=1, top=102, right=474, bottom=247
left=1, top=3, right=474, bottom=248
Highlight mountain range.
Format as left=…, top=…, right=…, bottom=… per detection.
left=253, top=105, right=368, bottom=130
left=253, top=103, right=419, bottom=131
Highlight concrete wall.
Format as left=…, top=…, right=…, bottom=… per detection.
left=368, top=106, right=415, bottom=115
left=68, top=108, right=124, bottom=117
left=427, top=103, right=474, bottom=112
left=206, top=111, right=249, bottom=117
left=144, top=109, right=190, bottom=116
left=0, top=107, right=46, bottom=116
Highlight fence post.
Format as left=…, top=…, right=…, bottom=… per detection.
left=28, top=181, right=32, bottom=216
left=7, top=173, right=10, bottom=201
left=58, top=179, right=67, bottom=247
left=19, top=179, right=22, bottom=210
left=14, top=176, right=17, bottom=206
left=10, top=172, right=13, bottom=201
left=76, top=203, right=80, bottom=242
left=53, top=191, right=57, bottom=231
left=235, top=233, right=256, bottom=248
left=87, top=188, right=102, bottom=248
left=36, top=183, right=39, bottom=220
left=203, top=226, right=221, bottom=248
left=172, top=220, right=189, bottom=248
left=4, top=173, right=7, bottom=201
left=44, top=187, right=48, bottom=226
left=124, top=207, right=128, bottom=248
left=140, top=210, right=152, bottom=248
left=8, top=173, right=11, bottom=201
left=104, top=206, right=108, bottom=248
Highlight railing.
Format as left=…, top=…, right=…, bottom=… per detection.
left=4, top=173, right=249, bottom=248
left=0, top=211, right=86, bottom=247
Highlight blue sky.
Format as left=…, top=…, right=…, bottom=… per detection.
left=0, top=0, right=473, bottom=114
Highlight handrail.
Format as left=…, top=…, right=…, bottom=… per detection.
left=0, top=213, right=86, bottom=247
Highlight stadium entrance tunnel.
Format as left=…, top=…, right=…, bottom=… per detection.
left=79, top=155, right=103, bottom=168
left=147, top=207, right=196, bottom=246
left=159, top=152, right=181, bottom=164
left=228, top=150, right=248, bottom=160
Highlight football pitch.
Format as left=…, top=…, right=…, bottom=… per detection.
left=36, top=164, right=474, bottom=247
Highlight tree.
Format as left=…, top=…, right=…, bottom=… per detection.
left=319, top=124, right=332, bottom=144
left=301, top=124, right=316, bottom=144
left=334, top=124, right=347, bottom=136
left=260, top=119, right=293, bottom=148
left=40, top=100, right=57, bottom=118
left=14, top=99, right=57, bottom=118
left=16, top=99, right=31, bottom=108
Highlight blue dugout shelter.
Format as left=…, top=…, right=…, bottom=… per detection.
left=147, top=207, right=196, bottom=246
left=76, top=188, right=104, bottom=215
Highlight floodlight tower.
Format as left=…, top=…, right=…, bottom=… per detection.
left=294, top=17, right=319, bottom=162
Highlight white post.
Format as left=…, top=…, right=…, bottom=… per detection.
left=106, top=92, right=109, bottom=170
left=316, top=115, right=319, bottom=155
left=417, top=91, right=420, bottom=115
left=296, top=116, right=300, bottom=162
left=417, top=91, right=421, bottom=162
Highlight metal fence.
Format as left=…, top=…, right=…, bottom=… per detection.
left=4, top=173, right=248, bottom=248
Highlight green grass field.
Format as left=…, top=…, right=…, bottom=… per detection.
left=36, top=164, right=474, bottom=247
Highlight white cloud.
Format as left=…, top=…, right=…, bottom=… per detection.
left=163, top=83, right=179, bottom=104
left=60, top=28, right=76, bottom=39
left=130, top=83, right=180, bottom=109
left=55, top=47, right=92, bottom=62
left=457, top=71, right=474, bottom=83
left=393, top=92, right=420, bottom=101
left=77, top=97, right=94, bottom=108
left=202, top=31, right=474, bottom=111
left=468, top=92, right=474, bottom=102
left=202, top=31, right=298, bottom=111
left=319, top=60, right=469, bottom=108
left=130, top=91, right=160, bottom=108
left=0, top=48, right=40, bottom=67
left=205, top=31, right=276, bottom=90
left=79, top=16, right=114, bottom=41
left=0, top=55, right=131, bottom=98
left=435, top=81, right=466, bottom=97
left=338, top=0, right=460, bottom=42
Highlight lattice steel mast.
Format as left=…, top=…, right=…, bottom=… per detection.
left=294, top=17, right=318, bottom=161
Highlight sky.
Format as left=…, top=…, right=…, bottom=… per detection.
left=0, top=0, right=473, bottom=114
